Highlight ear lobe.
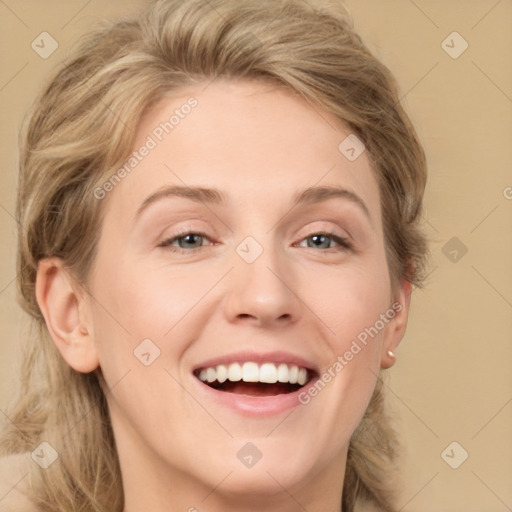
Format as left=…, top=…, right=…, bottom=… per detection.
left=35, top=258, right=99, bottom=373
left=380, top=278, right=412, bottom=369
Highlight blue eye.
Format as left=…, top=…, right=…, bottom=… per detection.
left=298, top=233, right=351, bottom=250
left=159, top=231, right=351, bottom=254
left=174, top=233, right=204, bottom=249
left=160, top=231, right=211, bottom=252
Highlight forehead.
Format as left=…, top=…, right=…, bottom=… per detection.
left=104, top=79, right=381, bottom=224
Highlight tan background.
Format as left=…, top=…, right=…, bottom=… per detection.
left=1, top=1, right=511, bottom=510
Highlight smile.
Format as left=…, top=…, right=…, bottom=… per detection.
left=191, top=352, right=320, bottom=415
left=194, top=362, right=313, bottom=396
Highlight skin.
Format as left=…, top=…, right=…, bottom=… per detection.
left=36, top=79, right=411, bottom=511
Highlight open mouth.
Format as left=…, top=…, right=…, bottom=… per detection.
left=193, top=362, right=315, bottom=397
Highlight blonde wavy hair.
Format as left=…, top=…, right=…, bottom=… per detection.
left=1, top=0, right=428, bottom=510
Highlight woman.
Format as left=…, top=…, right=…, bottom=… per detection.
left=0, top=0, right=428, bottom=510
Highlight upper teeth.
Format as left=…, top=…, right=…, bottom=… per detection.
left=198, top=362, right=309, bottom=386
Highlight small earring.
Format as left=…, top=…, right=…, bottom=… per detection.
left=387, top=350, right=396, bottom=359
left=79, top=326, right=88, bottom=335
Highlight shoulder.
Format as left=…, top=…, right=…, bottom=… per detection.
left=0, top=452, right=38, bottom=511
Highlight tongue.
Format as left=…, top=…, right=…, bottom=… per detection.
left=211, top=381, right=301, bottom=396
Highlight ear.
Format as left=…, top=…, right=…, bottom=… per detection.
left=35, top=258, right=99, bottom=373
left=380, top=278, right=412, bottom=369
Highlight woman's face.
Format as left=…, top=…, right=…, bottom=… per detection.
left=80, top=79, right=410, bottom=508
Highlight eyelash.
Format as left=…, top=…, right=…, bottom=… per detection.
left=158, top=230, right=352, bottom=254
left=296, top=233, right=352, bottom=251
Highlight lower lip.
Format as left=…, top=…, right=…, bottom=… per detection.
left=192, top=375, right=319, bottom=417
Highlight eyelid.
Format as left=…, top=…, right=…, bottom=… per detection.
left=295, top=232, right=352, bottom=250
left=293, top=220, right=353, bottom=244
left=157, top=223, right=354, bottom=254
left=158, top=228, right=216, bottom=251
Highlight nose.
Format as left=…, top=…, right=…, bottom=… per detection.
left=223, top=244, right=301, bottom=328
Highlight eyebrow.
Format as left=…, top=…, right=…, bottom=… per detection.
left=135, top=184, right=371, bottom=221
left=135, top=185, right=225, bottom=218
left=292, top=185, right=370, bottom=220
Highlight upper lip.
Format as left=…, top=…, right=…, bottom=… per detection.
left=192, top=351, right=319, bottom=374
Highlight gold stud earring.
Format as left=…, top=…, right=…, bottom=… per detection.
left=387, top=350, right=396, bottom=359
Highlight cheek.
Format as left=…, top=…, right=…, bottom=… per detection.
left=87, top=260, right=203, bottom=429
left=298, top=253, right=390, bottom=414
left=91, top=256, right=202, bottom=333
left=305, top=257, right=391, bottom=342
left=87, top=254, right=224, bottom=381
